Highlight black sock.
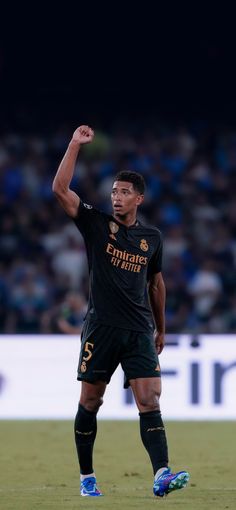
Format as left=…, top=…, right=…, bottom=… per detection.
left=139, top=410, right=169, bottom=475
left=74, top=404, right=97, bottom=475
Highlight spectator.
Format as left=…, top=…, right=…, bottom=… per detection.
left=41, top=291, right=86, bottom=334
left=0, top=121, right=235, bottom=333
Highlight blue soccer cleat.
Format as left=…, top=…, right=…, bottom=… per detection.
left=153, top=467, right=190, bottom=497
left=80, top=476, right=103, bottom=497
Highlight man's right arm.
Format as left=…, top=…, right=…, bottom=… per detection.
left=52, top=125, right=94, bottom=218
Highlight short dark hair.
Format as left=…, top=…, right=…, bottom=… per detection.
left=114, top=171, right=145, bottom=194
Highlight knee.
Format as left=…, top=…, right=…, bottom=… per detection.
left=137, top=391, right=160, bottom=413
left=80, top=395, right=103, bottom=413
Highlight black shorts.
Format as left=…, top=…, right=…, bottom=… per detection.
left=77, top=320, right=161, bottom=388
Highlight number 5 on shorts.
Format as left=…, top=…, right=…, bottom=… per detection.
left=83, top=342, right=94, bottom=361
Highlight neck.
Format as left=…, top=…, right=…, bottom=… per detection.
left=113, top=211, right=137, bottom=227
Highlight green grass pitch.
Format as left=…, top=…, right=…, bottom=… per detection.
left=0, top=421, right=235, bottom=510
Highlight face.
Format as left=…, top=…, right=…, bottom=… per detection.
left=111, top=180, right=144, bottom=217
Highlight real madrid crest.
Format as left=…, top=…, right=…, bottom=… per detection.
left=80, top=361, right=87, bottom=373
left=109, top=221, right=119, bottom=240
left=140, top=239, right=149, bottom=252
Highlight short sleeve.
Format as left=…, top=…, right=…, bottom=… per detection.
left=73, top=201, right=102, bottom=240
left=147, top=232, right=163, bottom=281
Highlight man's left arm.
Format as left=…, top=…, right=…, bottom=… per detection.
left=148, top=272, right=166, bottom=355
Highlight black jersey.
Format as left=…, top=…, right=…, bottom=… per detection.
left=73, top=201, right=163, bottom=332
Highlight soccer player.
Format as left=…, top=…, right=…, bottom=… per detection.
left=52, top=125, right=190, bottom=498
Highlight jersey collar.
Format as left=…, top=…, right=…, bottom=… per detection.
left=111, top=216, right=139, bottom=229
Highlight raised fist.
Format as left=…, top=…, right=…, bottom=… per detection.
left=72, top=125, right=94, bottom=145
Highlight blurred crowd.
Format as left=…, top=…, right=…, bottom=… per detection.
left=0, top=122, right=236, bottom=334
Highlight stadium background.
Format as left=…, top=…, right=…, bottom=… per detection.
left=1, top=12, right=236, bottom=336
left=1, top=7, right=236, bottom=509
